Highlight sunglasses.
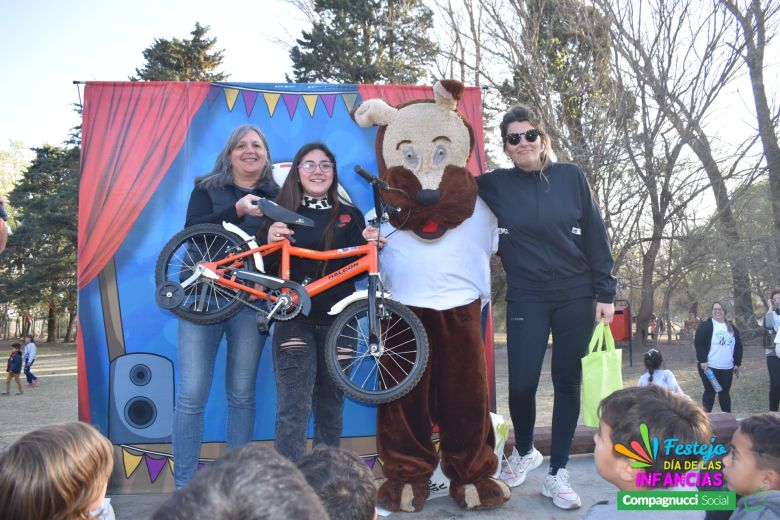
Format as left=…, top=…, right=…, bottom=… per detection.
left=300, top=160, right=334, bottom=173
left=505, top=129, right=542, bottom=145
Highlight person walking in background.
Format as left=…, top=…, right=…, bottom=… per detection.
left=765, top=290, right=780, bottom=411
left=638, top=349, right=684, bottom=394
left=3, top=343, right=24, bottom=395
left=23, top=333, right=38, bottom=387
left=476, top=105, right=616, bottom=510
left=694, top=301, right=743, bottom=413
left=172, top=124, right=278, bottom=488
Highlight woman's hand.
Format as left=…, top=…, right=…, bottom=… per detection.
left=235, top=194, right=263, bottom=218
left=595, top=302, right=615, bottom=324
left=734, top=366, right=740, bottom=377
left=700, top=362, right=708, bottom=372
left=362, top=225, right=387, bottom=248
left=268, top=222, right=293, bottom=243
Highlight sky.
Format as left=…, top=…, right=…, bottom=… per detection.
left=0, top=0, right=307, bottom=149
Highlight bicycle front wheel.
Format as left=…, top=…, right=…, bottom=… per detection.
left=325, top=298, right=429, bottom=404
left=155, top=223, right=253, bottom=325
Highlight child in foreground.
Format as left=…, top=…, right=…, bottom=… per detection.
left=585, top=385, right=712, bottom=518
left=0, top=421, right=115, bottom=520
left=724, top=413, right=780, bottom=519
left=297, top=445, right=378, bottom=520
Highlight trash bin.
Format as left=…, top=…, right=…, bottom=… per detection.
left=609, top=299, right=633, bottom=366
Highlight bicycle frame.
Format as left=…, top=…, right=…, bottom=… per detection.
left=197, top=239, right=379, bottom=305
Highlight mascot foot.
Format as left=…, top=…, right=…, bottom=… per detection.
left=377, top=478, right=431, bottom=513
left=449, top=477, right=511, bottom=510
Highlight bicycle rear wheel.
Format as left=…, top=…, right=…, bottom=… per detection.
left=325, top=298, right=428, bottom=404
left=155, top=223, right=253, bottom=324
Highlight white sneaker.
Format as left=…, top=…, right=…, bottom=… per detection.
left=499, top=446, right=543, bottom=487
left=541, top=468, right=582, bottom=509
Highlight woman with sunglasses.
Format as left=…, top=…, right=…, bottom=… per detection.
left=476, top=105, right=616, bottom=510
left=694, top=301, right=743, bottom=413
left=263, top=142, right=366, bottom=462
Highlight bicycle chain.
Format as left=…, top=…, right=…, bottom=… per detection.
left=206, top=280, right=302, bottom=320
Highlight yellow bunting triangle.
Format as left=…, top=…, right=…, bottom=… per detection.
left=224, top=88, right=240, bottom=111
left=341, top=93, right=358, bottom=112
left=168, top=458, right=174, bottom=474
left=122, top=448, right=144, bottom=479
left=302, top=94, right=319, bottom=116
left=263, top=93, right=281, bottom=117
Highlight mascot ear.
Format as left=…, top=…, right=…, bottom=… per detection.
left=434, top=80, right=465, bottom=111
left=352, top=99, right=398, bottom=128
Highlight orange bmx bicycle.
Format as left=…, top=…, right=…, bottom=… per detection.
left=155, top=171, right=428, bottom=404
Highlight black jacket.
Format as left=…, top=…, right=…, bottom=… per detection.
left=694, top=317, right=743, bottom=366
left=477, top=163, right=616, bottom=303
left=185, top=180, right=278, bottom=236
left=6, top=351, right=22, bottom=373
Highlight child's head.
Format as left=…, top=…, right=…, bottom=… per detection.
left=595, top=385, right=712, bottom=490
left=0, top=422, right=114, bottom=520
left=23, top=334, right=33, bottom=343
left=297, top=446, right=377, bottom=520
left=11, top=342, right=21, bottom=352
left=152, top=444, right=328, bottom=520
left=723, top=413, right=780, bottom=496
left=643, top=349, right=663, bottom=380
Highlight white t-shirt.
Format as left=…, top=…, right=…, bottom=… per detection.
left=708, top=320, right=735, bottom=369
left=637, top=369, right=683, bottom=394
left=378, top=197, right=498, bottom=310
left=24, top=341, right=37, bottom=362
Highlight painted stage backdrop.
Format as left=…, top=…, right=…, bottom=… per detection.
left=77, top=81, right=493, bottom=493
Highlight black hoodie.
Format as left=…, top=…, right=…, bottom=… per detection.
left=477, top=162, right=616, bottom=303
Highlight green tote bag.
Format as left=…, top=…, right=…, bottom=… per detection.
left=581, top=320, right=623, bottom=428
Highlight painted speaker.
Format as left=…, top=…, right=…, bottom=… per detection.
left=109, top=353, right=174, bottom=444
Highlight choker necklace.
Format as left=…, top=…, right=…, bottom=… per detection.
left=302, top=195, right=331, bottom=209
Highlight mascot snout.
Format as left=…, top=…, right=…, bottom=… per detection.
left=416, top=189, right=440, bottom=206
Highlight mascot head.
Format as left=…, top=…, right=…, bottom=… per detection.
left=353, top=80, right=478, bottom=240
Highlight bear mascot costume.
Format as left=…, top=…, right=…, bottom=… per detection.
left=353, top=80, right=509, bottom=511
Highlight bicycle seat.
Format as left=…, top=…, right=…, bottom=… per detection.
left=256, top=199, right=314, bottom=228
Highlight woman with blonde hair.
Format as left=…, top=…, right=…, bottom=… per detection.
left=0, top=421, right=114, bottom=520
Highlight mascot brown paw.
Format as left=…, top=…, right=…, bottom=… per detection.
left=449, top=478, right=511, bottom=510
left=376, top=478, right=431, bottom=513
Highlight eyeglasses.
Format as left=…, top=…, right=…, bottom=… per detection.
left=300, top=160, right=334, bottom=173
left=712, top=307, right=724, bottom=312
left=505, top=129, right=542, bottom=145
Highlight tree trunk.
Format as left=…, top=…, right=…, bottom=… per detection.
left=46, top=303, right=57, bottom=343
left=688, top=134, right=757, bottom=333
left=64, top=310, right=76, bottom=343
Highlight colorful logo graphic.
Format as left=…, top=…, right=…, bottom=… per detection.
left=614, top=423, right=658, bottom=468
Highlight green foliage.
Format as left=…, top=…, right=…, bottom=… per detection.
left=0, top=146, right=79, bottom=322
left=131, top=22, right=228, bottom=81
left=289, top=0, right=438, bottom=83
left=0, top=141, right=31, bottom=226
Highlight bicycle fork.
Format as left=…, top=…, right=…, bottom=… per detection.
left=366, top=275, right=383, bottom=358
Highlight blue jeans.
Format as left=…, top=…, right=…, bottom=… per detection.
left=272, top=318, right=344, bottom=462
left=24, top=359, right=36, bottom=384
left=173, top=307, right=267, bottom=487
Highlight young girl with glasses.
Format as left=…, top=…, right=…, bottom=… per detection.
left=262, top=142, right=366, bottom=462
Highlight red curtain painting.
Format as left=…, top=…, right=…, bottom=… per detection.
left=78, top=82, right=210, bottom=288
